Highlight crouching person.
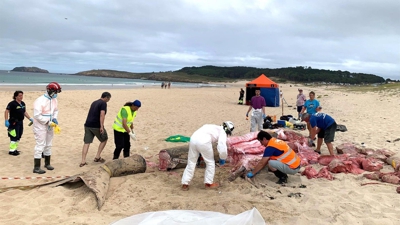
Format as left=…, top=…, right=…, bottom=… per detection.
left=247, top=130, right=301, bottom=184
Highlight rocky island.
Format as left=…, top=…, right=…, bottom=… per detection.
left=12, top=67, right=49, bottom=73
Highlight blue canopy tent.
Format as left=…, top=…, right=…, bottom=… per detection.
left=245, top=74, right=280, bottom=107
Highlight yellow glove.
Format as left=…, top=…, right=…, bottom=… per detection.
left=49, top=122, right=61, bottom=134
left=54, top=125, right=61, bottom=134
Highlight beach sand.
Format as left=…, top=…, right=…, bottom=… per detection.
left=0, top=82, right=399, bottom=225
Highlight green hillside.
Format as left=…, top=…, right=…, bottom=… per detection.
left=76, top=66, right=385, bottom=84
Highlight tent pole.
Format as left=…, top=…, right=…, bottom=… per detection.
left=281, top=96, right=284, bottom=116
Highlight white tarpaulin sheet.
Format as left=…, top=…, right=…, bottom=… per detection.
left=111, top=207, right=266, bottom=225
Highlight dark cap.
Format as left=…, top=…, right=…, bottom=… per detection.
left=132, top=100, right=141, bottom=107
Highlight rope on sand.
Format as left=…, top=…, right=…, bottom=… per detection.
left=1, top=175, right=70, bottom=180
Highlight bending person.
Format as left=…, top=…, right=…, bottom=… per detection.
left=112, top=100, right=141, bottom=159
left=181, top=121, right=234, bottom=191
left=301, top=113, right=337, bottom=155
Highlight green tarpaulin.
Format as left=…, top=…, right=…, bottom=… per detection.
left=165, top=135, right=190, bottom=142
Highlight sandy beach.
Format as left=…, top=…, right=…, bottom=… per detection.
left=0, top=82, right=399, bottom=225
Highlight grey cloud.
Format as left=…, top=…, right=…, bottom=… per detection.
left=1, top=0, right=399, bottom=78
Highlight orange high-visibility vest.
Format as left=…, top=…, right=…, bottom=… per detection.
left=268, top=138, right=300, bottom=169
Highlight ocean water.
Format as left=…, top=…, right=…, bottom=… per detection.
left=0, top=70, right=219, bottom=89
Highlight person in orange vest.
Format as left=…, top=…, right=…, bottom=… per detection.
left=246, top=130, right=301, bottom=184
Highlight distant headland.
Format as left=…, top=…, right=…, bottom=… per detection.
left=11, top=67, right=49, bottom=73
left=75, top=66, right=386, bottom=84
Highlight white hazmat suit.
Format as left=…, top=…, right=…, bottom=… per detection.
left=250, top=109, right=263, bottom=132
left=33, top=94, right=58, bottom=159
left=181, top=124, right=228, bottom=185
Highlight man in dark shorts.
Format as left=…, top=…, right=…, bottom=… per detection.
left=4, top=90, right=33, bottom=156
left=80, top=92, right=111, bottom=167
left=296, top=89, right=306, bottom=120
left=301, top=113, right=337, bottom=155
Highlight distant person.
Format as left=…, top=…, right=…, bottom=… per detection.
left=161, top=82, right=164, bottom=89
left=246, top=88, right=266, bottom=132
left=164, top=83, right=167, bottom=89
left=301, top=113, right=337, bottom=155
left=246, top=130, right=301, bottom=184
left=4, top=90, right=34, bottom=156
left=181, top=121, right=234, bottom=191
left=300, top=91, right=321, bottom=136
left=238, top=88, right=245, bottom=105
left=296, top=89, right=306, bottom=120
left=112, top=100, right=141, bottom=159
left=80, top=92, right=111, bottom=167
left=32, top=82, right=61, bottom=174
left=168, top=82, right=171, bottom=89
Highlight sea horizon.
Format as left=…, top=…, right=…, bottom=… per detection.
left=0, top=70, right=224, bottom=90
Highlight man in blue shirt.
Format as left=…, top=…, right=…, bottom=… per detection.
left=301, top=113, right=337, bottom=155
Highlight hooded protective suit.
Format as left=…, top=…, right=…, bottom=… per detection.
left=181, top=124, right=228, bottom=185
left=33, top=94, right=58, bottom=159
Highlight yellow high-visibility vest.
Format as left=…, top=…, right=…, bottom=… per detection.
left=112, top=106, right=137, bottom=132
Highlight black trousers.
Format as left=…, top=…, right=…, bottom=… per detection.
left=113, top=130, right=131, bottom=159
left=8, top=121, right=24, bottom=142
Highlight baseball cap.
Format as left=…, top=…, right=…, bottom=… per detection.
left=132, top=100, right=141, bottom=107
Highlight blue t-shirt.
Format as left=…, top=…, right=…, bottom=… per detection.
left=263, top=146, right=284, bottom=158
left=310, top=113, right=335, bottom=130
left=304, top=99, right=320, bottom=114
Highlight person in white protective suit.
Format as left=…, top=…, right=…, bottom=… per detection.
left=181, top=121, right=234, bottom=191
left=32, top=82, right=61, bottom=174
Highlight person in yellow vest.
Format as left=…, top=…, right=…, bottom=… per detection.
left=246, top=130, right=301, bottom=184
left=112, top=100, right=141, bottom=159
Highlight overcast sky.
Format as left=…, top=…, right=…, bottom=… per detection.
left=1, top=0, right=399, bottom=78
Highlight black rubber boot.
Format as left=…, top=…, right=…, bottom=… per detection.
left=44, top=156, right=54, bottom=170
left=273, top=170, right=288, bottom=184
left=33, top=159, right=46, bottom=174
